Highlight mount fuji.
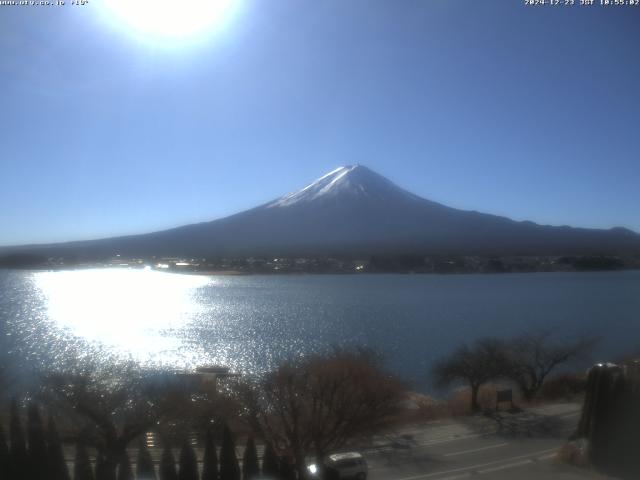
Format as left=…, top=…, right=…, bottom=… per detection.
left=4, top=165, right=640, bottom=259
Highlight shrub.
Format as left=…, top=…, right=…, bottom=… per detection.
left=261, top=443, right=279, bottom=478
left=117, top=451, right=133, bottom=480
left=220, top=424, right=240, bottom=480
left=159, top=447, right=178, bottom=480
left=539, top=373, right=587, bottom=401
left=73, top=443, right=94, bottom=480
left=0, top=422, right=9, bottom=480
left=178, top=441, right=198, bottom=480
left=9, top=399, right=28, bottom=480
left=137, top=441, right=157, bottom=480
left=46, top=416, right=70, bottom=480
left=27, top=403, right=47, bottom=480
left=95, top=451, right=113, bottom=480
left=242, top=437, right=259, bottom=480
left=202, top=429, right=218, bottom=480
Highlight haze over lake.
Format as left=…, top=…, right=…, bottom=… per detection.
left=1, top=268, right=638, bottom=391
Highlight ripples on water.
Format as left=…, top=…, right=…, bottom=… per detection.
left=1, top=268, right=639, bottom=390
left=34, top=268, right=210, bottom=367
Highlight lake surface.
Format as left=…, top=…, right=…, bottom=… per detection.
left=1, top=268, right=639, bottom=391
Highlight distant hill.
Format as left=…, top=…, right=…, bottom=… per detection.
left=2, top=165, right=640, bottom=260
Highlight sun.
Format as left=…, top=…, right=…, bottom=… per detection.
left=102, top=0, right=239, bottom=41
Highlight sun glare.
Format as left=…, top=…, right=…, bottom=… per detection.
left=102, top=0, right=239, bottom=42
left=34, top=269, right=211, bottom=365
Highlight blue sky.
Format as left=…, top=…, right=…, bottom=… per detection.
left=1, top=0, right=639, bottom=246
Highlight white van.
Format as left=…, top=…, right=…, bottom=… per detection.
left=308, top=452, right=368, bottom=480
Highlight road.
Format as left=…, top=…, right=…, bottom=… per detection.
left=61, top=402, right=607, bottom=479
left=360, top=403, right=608, bottom=480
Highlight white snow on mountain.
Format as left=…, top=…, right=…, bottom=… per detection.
left=267, top=166, right=356, bottom=208
left=266, top=164, right=419, bottom=208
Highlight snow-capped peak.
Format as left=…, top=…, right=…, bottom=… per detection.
left=266, top=165, right=418, bottom=208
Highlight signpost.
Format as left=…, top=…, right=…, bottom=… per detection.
left=496, top=388, right=514, bottom=411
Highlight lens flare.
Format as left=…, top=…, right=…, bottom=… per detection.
left=101, top=0, right=239, bottom=42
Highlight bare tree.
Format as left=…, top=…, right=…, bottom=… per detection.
left=505, top=331, right=597, bottom=400
left=39, top=363, right=187, bottom=479
left=433, top=338, right=508, bottom=413
left=240, top=348, right=405, bottom=479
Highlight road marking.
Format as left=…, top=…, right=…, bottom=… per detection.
left=420, top=433, right=485, bottom=446
left=391, top=447, right=558, bottom=480
left=367, top=408, right=580, bottom=456
left=475, top=453, right=558, bottom=475
left=365, top=433, right=486, bottom=455
left=434, top=474, right=471, bottom=480
left=368, top=425, right=573, bottom=458
left=562, top=411, right=581, bottom=418
left=443, top=442, right=509, bottom=457
left=538, top=453, right=557, bottom=461
left=478, top=459, right=532, bottom=474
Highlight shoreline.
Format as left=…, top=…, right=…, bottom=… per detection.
left=1, top=265, right=639, bottom=276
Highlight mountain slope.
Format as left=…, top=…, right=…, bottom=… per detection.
left=4, top=165, right=640, bottom=258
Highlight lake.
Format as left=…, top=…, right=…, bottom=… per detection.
left=1, top=268, right=638, bottom=391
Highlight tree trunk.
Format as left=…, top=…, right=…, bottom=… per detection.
left=96, top=452, right=118, bottom=480
left=314, top=445, right=325, bottom=468
left=294, top=451, right=307, bottom=480
left=519, top=383, right=536, bottom=401
left=470, top=384, right=480, bottom=413
left=102, top=441, right=125, bottom=480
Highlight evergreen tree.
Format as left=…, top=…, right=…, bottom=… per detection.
left=137, top=441, right=157, bottom=480
left=278, top=457, right=295, bottom=480
left=116, top=451, right=133, bottom=480
left=159, top=447, right=178, bottom=480
left=0, top=422, right=9, bottom=480
left=73, top=443, right=94, bottom=480
left=219, top=425, right=240, bottom=480
left=9, top=399, right=28, bottom=480
left=96, top=450, right=117, bottom=480
left=261, top=444, right=279, bottom=479
left=46, top=416, right=70, bottom=480
left=201, top=430, right=218, bottom=480
left=242, top=437, right=259, bottom=480
left=177, top=441, right=198, bottom=480
left=95, top=451, right=108, bottom=480
left=27, top=403, right=47, bottom=480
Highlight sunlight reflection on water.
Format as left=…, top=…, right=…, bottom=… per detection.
left=2, top=268, right=637, bottom=390
left=33, top=268, right=212, bottom=367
